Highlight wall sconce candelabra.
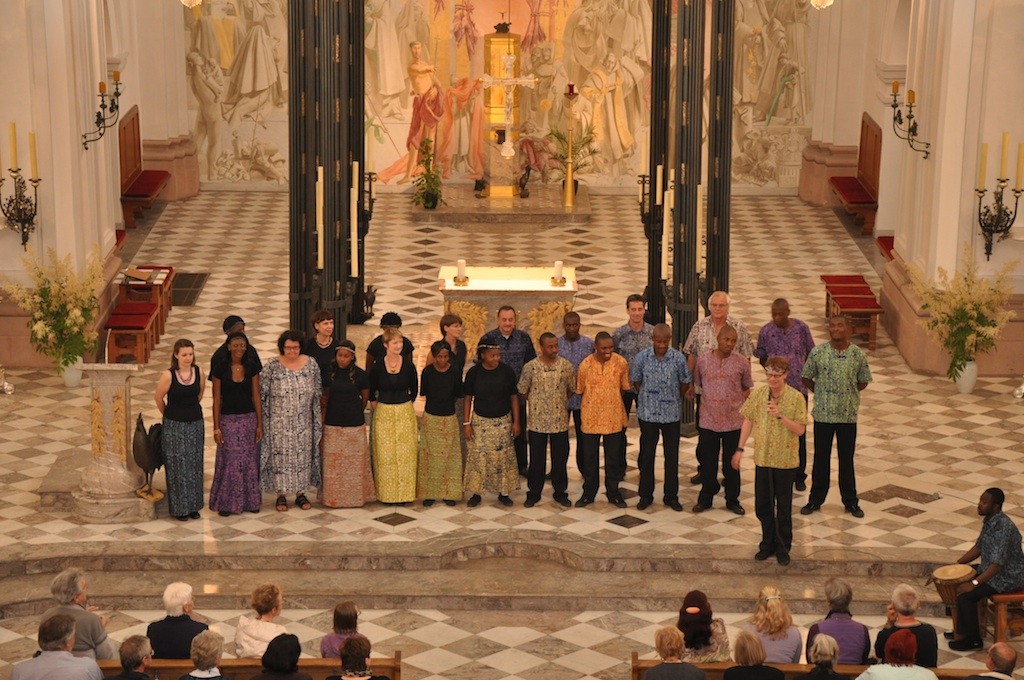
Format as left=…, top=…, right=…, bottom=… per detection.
left=2, top=123, right=41, bottom=249
left=975, top=134, right=1023, bottom=260
left=82, top=72, right=123, bottom=149
left=890, top=81, right=930, bottom=158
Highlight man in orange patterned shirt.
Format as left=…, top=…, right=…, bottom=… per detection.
left=576, top=332, right=631, bottom=508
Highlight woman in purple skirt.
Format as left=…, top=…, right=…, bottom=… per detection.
left=210, top=332, right=264, bottom=515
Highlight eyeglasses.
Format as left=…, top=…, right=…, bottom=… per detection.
left=765, top=371, right=786, bottom=378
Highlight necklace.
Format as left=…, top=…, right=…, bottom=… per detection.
left=176, top=367, right=194, bottom=384
left=385, top=357, right=401, bottom=373
left=316, top=335, right=333, bottom=348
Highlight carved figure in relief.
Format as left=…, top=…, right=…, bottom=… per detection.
left=365, top=0, right=407, bottom=120
left=222, top=0, right=286, bottom=125
left=188, top=51, right=225, bottom=180
left=402, top=41, right=446, bottom=182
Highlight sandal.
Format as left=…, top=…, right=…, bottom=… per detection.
left=275, top=495, right=288, bottom=512
left=295, top=493, right=312, bottom=510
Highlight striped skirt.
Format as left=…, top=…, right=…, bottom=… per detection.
left=417, top=413, right=463, bottom=501
left=209, top=412, right=262, bottom=514
left=322, top=424, right=376, bottom=508
left=163, top=417, right=205, bottom=517
left=371, top=402, right=418, bottom=503
left=463, top=413, right=519, bottom=496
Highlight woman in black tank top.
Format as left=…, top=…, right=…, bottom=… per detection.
left=154, top=339, right=206, bottom=521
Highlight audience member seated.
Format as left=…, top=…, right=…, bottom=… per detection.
left=963, top=642, right=1018, bottom=680
left=796, top=634, right=846, bottom=680
left=321, top=601, right=370, bottom=659
left=744, top=585, right=802, bottom=663
left=645, top=627, right=707, bottom=680
left=147, top=582, right=209, bottom=659
left=39, top=567, right=116, bottom=660
left=108, top=635, right=153, bottom=680
left=236, top=583, right=288, bottom=658
left=677, top=590, right=731, bottom=662
left=11, top=614, right=102, bottom=680
left=855, top=630, right=937, bottom=680
left=251, top=633, right=312, bottom=680
left=873, top=584, right=937, bottom=668
left=724, top=631, right=785, bottom=680
left=806, top=578, right=870, bottom=664
left=327, top=636, right=389, bottom=680
left=181, top=630, right=226, bottom=680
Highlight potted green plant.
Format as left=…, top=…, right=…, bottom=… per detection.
left=546, top=124, right=597, bottom=190
left=412, top=138, right=443, bottom=209
left=908, top=245, right=1017, bottom=392
left=1, top=246, right=104, bottom=386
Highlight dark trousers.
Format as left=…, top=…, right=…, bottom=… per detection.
left=693, top=393, right=703, bottom=469
left=638, top=419, right=681, bottom=503
left=809, top=421, right=859, bottom=506
left=955, top=581, right=997, bottom=642
left=514, top=394, right=528, bottom=471
left=527, top=430, right=570, bottom=501
left=796, top=393, right=808, bottom=482
left=755, top=466, right=796, bottom=555
left=696, top=429, right=741, bottom=505
left=622, top=391, right=638, bottom=417
left=570, top=408, right=583, bottom=472
left=579, top=430, right=626, bottom=499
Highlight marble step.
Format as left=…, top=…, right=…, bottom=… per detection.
left=0, top=558, right=952, bottom=619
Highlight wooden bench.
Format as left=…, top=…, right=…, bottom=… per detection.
left=106, top=313, right=156, bottom=364
left=819, top=274, right=868, bottom=319
left=119, top=105, right=171, bottom=229
left=876, top=235, right=895, bottom=261
left=99, top=653, right=402, bottom=680
left=118, top=265, right=175, bottom=337
left=829, top=113, right=882, bottom=235
left=819, top=274, right=883, bottom=350
left=629, top=657, right=982, bottom=680
left=984, top=588, right=1024, bottom=642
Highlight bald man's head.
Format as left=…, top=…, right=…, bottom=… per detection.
left=989, top=643, right=1017, bottom=675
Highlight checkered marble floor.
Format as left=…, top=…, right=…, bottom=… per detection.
left=2, top=191, right=1024, bottom=674
left=0, top=607, right=998, bottom=680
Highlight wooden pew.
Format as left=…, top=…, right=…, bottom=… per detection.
left=99, top=652, right=401, bottom=680
left=119, top=105, right=171, bottom=229
left=829, top=113, right=882, bottom=236
left=630, top=657, right=982, bottom=680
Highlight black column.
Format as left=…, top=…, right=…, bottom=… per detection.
left=644, top=0, right=672, bottom=324
left=705, top=0, right=734, bottom=296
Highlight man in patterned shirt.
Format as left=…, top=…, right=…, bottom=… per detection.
left=481, top=306, right=537, bottom=476
left=558, top=312, right=595, bottom=473
left=800, top=315, right=871, bottom=518
left=734, top=355, right=808, bottom=566
left=949, top=488, right=1024, bottom=651
left=612, top=294, right=654, bottom=418
left=519, top=333, right=577, bottom=508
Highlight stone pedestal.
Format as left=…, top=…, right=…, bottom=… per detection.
left=73, top=364, right=155, bottom=523
left=438, top=266, right=578, bottom=357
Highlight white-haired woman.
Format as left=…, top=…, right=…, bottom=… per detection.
left=145, top=582, right=209, bottom=659
left=797, top=634, right=846, bottom=680
left=873, top=584, right=937, bottom=668
left=38, top=567, right=115, bottom=660
left=183, top=630, right=226, bottom=679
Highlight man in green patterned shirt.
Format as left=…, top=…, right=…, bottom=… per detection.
left=734, top=355, right=808, bottom=566
left=800, top=315, right=872, bottom=519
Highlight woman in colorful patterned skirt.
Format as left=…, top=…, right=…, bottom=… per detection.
left=418, top=341, right=463, bottom=506
left=154, top=339, right=207, bottom=521
left=368, top=327, right=418, bottom=503
left=321, top=341, right=375, bottom=507
left=260, top=330, right=323, bottom=511
left=462, top=343, right=520, bottom=507
left=209, top=332, right=263, bottom=516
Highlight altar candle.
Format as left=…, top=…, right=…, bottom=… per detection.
left=27, top=132, right=37, bottom=180
left=891, top=80, right=899, bottom=95
left=8, top=122, right=17, bottom=169
left=661, top=189, right=671, bottom=276
left=906, top=89, right=914, bottom=105
left=554, top=260, right=563, bottom=281
left=316, top=166, right=324, bottom=269
left=1000, top=132, right=1009, bottom=179
left=112, top=70, right=120, bottom=82
left=978, top=143, right=988, bottom=190
left=350, top=186, right=359, bottom=277
left=655, top=164, right=663, bottom=206
left=1016, top=144, right=1024, bottom=191
left=457, top=259, right=466, bottom=279
left=99, top=81, right=107, bottom=95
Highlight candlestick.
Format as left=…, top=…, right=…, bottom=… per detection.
left=1016, top=144, right=1024, bottom=192
left=892, top=80, right=899, bottom=95
left=655, top=164, right=663, bottom=206
left=112, top=70, right=120, bottom=82
left=906, top=89, right=914, bottom=105
left=1000, top=132, right=1009, bottom=178
left=27, top=132, right=37, bottom=180
left=316, top=166, right=324, bottom=269
left=350, top=186, right=359, bottom=277
left=8, top=122, right=17, bottom=169
left=98, top=81, right=107, bottom=95
left=978, top=143, right=988, bottom=190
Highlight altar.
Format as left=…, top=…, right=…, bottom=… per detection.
left=438, top=265, right=578, bottom=357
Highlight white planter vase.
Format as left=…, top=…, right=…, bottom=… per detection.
left=955, top=360, right=978, bottom=394
left=61, top=358, right=84, bottom=388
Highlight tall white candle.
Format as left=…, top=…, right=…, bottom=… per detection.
left=978, top=144, right=988, bottom=190
left=350, top=186, right=359, bottom=277
left=661, top=189, right=671, bottom=276
left=641, top=136, right=648, bottom=172
left=1001, top=132, right=1009, bottom=178
left=554, top=260, right=564, bottom=281
left=457, top=259, right=466, bottom=279
left=637, top=176, right=643, bottom=203
left=1016, top=144, right=1024, bottom=192
left=8, top=122, right=17, bottom=169
left=28, top=132, right=38, bottom=180
left=655, top=164, right=664, bottom=206
left=316, top=166, right=324, bottom=269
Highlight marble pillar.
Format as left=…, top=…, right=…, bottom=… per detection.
left=72, top=364, right=155, bottom=523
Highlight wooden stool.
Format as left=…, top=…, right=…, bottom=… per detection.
left=831, top=296, right=883, bottom=350
left=984, top=589, right=1024, bottom=642
left=106, top=313, right=156, bottom=364
left=825, top=284, right=876, bottom=319
left=112, top=302, right=160, bottom=345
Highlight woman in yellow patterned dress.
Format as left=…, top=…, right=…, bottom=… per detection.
left=367, top=328, right=418, bottom=503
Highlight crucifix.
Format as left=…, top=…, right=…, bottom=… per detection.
left=480, top=52, right=537, bottom=159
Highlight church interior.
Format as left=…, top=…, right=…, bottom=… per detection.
left=1, top=0, right=1024, bottom=679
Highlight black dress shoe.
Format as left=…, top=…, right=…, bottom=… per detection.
left=795, top=479, right=807, bottom=491
left=637, top=499, right=653, bottom=510
left=777, top=552, right=791, bottom=566
left=443, top=499, right=458, bottom=506
left=554, top=496, right=571, bottom=508
left=523, top=498, right=537, bottom=508
left=943, top=631, right=955, bottom=640
left=800, top=503, right=821, bottom=515
left=846, top=505, right=865, bottom=518
left=726, top=502, right=746, bottom=516
left=689, top=473, right=702, bottom=485
left=666, top=500, right=683, bottom=512
left=498, top=494, right=514, bottom=507
left=189, top=511, right=201, bottom=519
left=691, top=503, right=710, bottom=513
left=948, top=638, right=983, bottom=651
left=575, top=496, right=594, bottom=508
left=422, top=499, right=436, bottom=507
left=754, top=549, right=774, bottom=561
left=467, top=494, right=482, bottom=507
left=174, top=515, right=189, bottom=522
left=609, top=496, right=627, bottom=508
left=218, top=511, right=231, bottom=517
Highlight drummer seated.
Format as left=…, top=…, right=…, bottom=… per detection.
left=873, top=584, right=937, bottom=668
left=964, top=643, right=1017, bottom=680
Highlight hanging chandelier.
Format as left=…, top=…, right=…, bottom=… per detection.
left=180, top=0, right=204, bottom=8
left=810, top=0, right=835, bottom=8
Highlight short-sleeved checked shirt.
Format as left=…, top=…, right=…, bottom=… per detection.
left=682, top=315, right=754, bottom=359
left=577, top=353, right=631, bottom=434
left=801, top=342, right=872, bottom=423
left=518, top=357, right=576, bottom=434
left=739, top=384, right=808, bottom=468
left=694, top=351, right=754, bottom=432
left=977, top=511, right=1024, bottom=593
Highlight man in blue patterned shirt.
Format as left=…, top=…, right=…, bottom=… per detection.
left=612, top=294, right=654, bottom=417
left=949, top=488, right=1024, bottom=651
left=480, top=306, right=537, bottom=475
left=558, top=311, right=595, bottom=474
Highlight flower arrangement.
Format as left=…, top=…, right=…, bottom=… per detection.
left=1, top=246, right=104, bottom=373
left=908, top=245, right=1017, bottom=381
